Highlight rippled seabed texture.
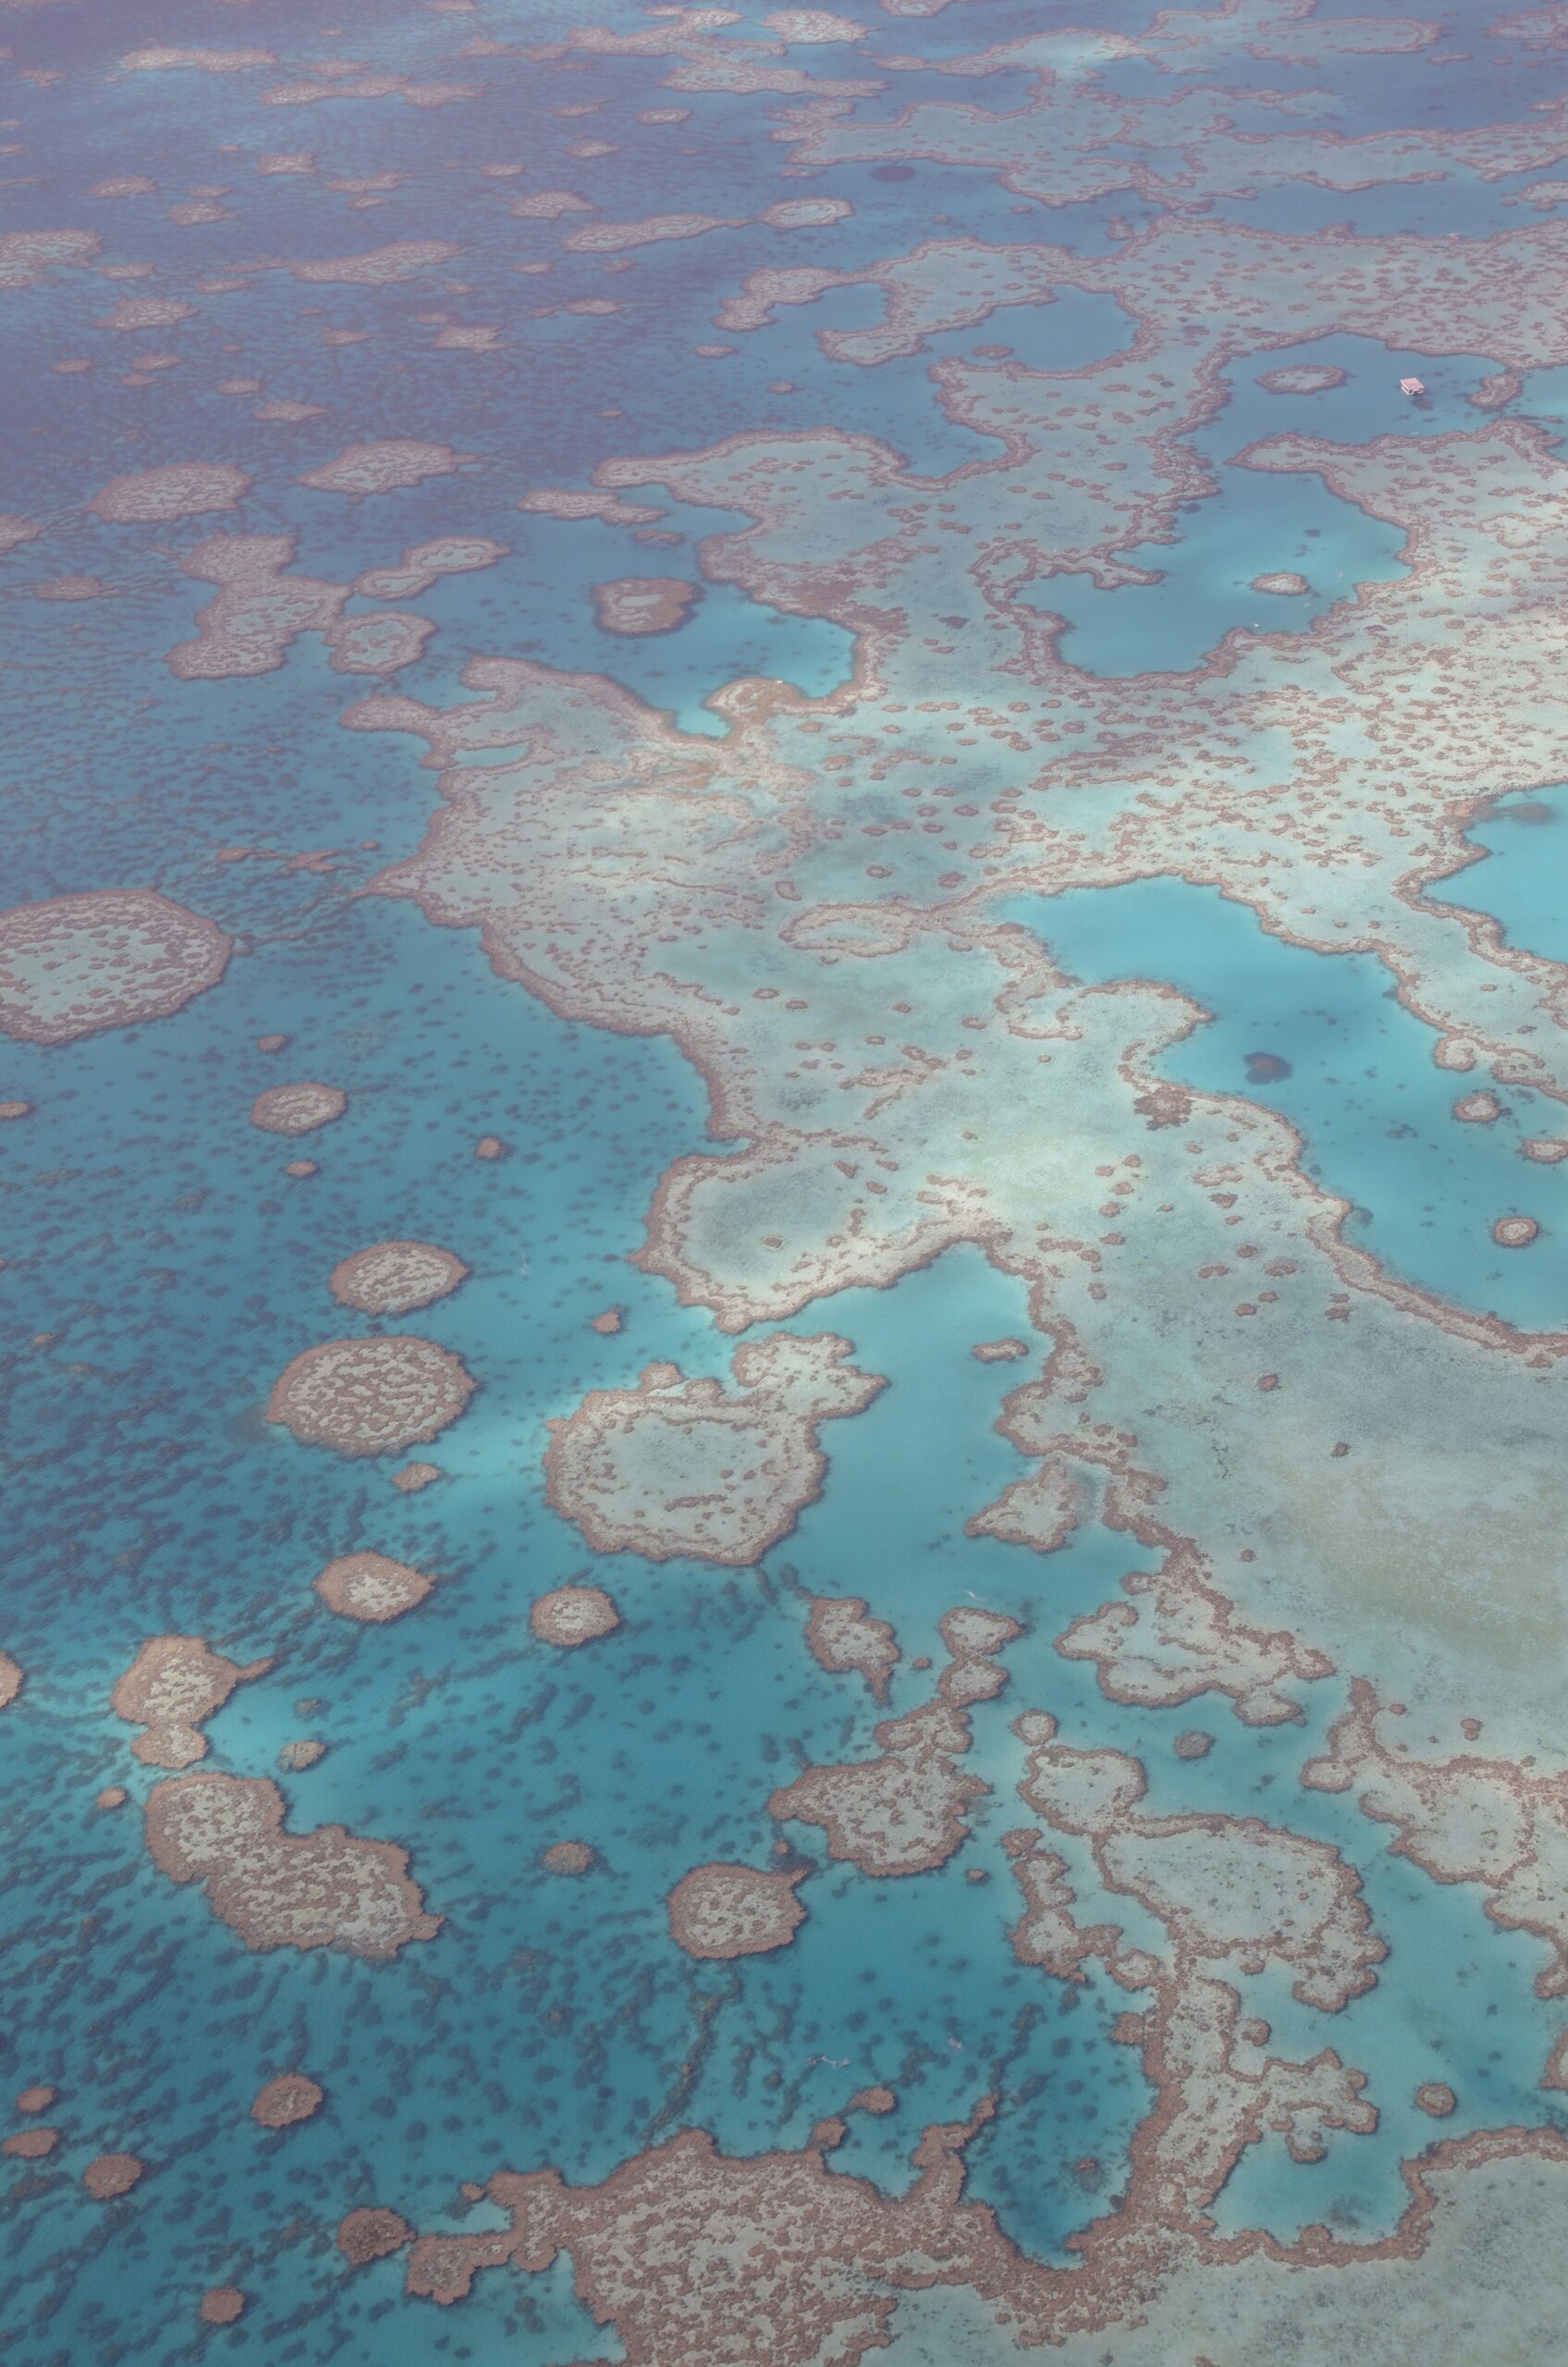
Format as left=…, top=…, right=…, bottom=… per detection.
left=10, top=0, right=1568, bottom=2361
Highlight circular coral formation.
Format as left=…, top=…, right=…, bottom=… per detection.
left=1492, top=1215, right=1539, bottom=1247
left=279, top=1737, right=326, bottom=1771
left=0, top=1653, right=22, bottom=1709
left=268, top=1336, right=475, bottom=1456
left=4, top=2127, right=58, bottom=2158
left=1521, top=1136, right=1568, bottom=1162
left=474, top=1134, right=507, bottom=1159
left=337, top=2206, right=411, bottom=2265
left=95, top=1785, right=128, bottom=1809
left=543, top=1840, right=595, bottom=1874
left=36, top=575, right=112, bottom=604
left=314, top=1551, right=435, bottom=1622
left=0, top=1099, right=30, bottom=1120
left=848, top=2085, right=896, bottom=2116
left=1174, top=1730, right=1215, bottom=1760
left=251, top=2073, right=325, bottom=2128
left=327, top=1240, right=469, bottom=1316
left=1250, top=570, right=1310, bottom=596
left=667, top=1862, right=808, bottom=1959
left=17, top=2085, right=56, bottom=2113
left=0, top=890, right=231, bottom=1046
left=760, top=189, right=854, bottom=220
left=250, top=1082, right=347, bottom=1135
left=592, top=576, right=700, bottom=636
left=1453, top=1091, right=1502, bottom=1123
left=285, top=1159, right=318, bottom=1180
left=1415, top=2081, right=1457, bottom=2117
left=529, top=1585, right=620, bottom=1648
left=199, top=2287, right=245, bottom=2325
left=390, top=1461, right=441, bottom=1491
left=545, top=1336, right=883, bottom=1565
left=84, top=2152, right=143, bottom=2199
left=88, top=461, right=251, bottom=522
left=1256, top=362, right=1347, bottom=394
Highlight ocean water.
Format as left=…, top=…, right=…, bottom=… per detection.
left=998, top=882, right=1567, bottom=1331
left=1018, top=333, right=1506, bottom=674
left=1427, top=789, right=1568, bottom=966
left=5, top=0, right=1568, bottom=2361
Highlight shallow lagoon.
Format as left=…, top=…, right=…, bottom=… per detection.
left=998, top=881, right=1565, bottom=1330
left=1427, top=788, right=1568, bottom=968
left=1020, top=333, right=1512, bottom=675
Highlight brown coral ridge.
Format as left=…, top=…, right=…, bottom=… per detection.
left=1304, top=1678, right=1568, bottom=1998
left=803, top=1592, right=900, bottom=1699
left=111, top=1636, right=273, bottom=1770
left=1256, top=363, right=1348, bottom=394
left=528, top=1583, right=620, bottom=1646
left=1059, top=1902, right=1382, bottom=2263
left=1004, top=1432, right=1330, bottom=1726
left=251, top=2073, right=325, bottom=2128
left=89, top=461, right=251, bottom=523
left=298, top=439, right=475, bottom=497
left=997, top=1725, right=1403, bottom=2298
left=770, top=1697, right=986, bottom=1876
left=355, top=537, right=508, bottom=600
left=667, top=1860, right=808, bottom=1957
left=398, top=2102, right=1034, bottom=2356
left=0, top=890, right=232, bottom=1045
left=144, top=1772, right=440, bottom=1957
left=338, top=2205, right=411, bottom=2263
left=768, top=1608, right=1019, bottom=1874
left=542, top=1840, right=595, bottom=1875
left=544, top=1333, right=884, bottom=1564
left=592, top=576, right=701, bottom=635
left=268, top=1335, right=476, bottom=1456
left=251, top=1081, right=347, bottom=1134
left=388, top=2105, right=1568, bottom=2361
left=328, top=1240, right=469, bottom=1314
left=171, top=538, right=349, bottom=682
left=84, top=2152, right=143, bottom=2199
left=315, top=1551, right=435, bottom=1623
left=1016, top=1716, right=1385, bottom=2011
left=5, top=2126, right=59, bottom=2159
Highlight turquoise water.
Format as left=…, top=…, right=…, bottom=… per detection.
left=1020, top=335, right=1506, bottom=675
left=1427, top=789, right=1568, bottom=966
left=998, top=882, right=1567, bottom=1331
left=5, top=0, right=1568, bottom=2357
left=502, top=500, right=856, bottom=735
